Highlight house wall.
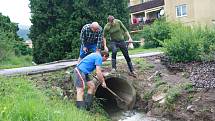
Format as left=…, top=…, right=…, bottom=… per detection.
left=130, top=0, right=154, bottom=6
left=130, top=0, right=140, bottom=6
left=164, top=0, right=215, bottom=26
left=193, top=0, right=215, bottom=26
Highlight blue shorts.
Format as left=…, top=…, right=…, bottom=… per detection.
left=79, top=44, right=97, bottom=59
left=72, top=67, right=90, bottom=88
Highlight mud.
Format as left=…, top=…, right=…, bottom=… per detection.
left=113, top=55, right=215, bottom=121
left=28, top=55, right=215, bottom=121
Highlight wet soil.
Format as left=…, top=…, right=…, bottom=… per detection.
left=112, top=55, right=215, bottom=121
left=28, top=55, right=215, bottom=121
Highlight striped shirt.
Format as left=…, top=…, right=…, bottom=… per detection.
left=80, top=24, right=103, bottom=49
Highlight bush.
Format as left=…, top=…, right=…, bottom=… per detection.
left=130, top=31, right=143, bottom=48
left=142, top=18, right=171, bottom=48
left=0, top=32, right=16, bottom=61
left=164, top=25, right=201, bottom=62
left=198, top=27, right=215, bottom=61
left=164, top=23, right=215, bottom=63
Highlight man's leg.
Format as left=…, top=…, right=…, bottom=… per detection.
left=73, top=69, right=86, bottom=109
left=78, top=45, right=88, bottom=63
left=76, top=87, right=85, bottom=109
left=118, top=41, right=135, bottom=73
left=85, top=80, right=95, bottom=110
left=110, top=41, right=117, bottom=71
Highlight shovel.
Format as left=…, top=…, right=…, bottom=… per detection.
left=91, top=74, right=128, bottom=104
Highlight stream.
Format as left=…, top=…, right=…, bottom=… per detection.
left=102, top=100, right=168, bottom=121
left=109, top=110, right=168, bottom=121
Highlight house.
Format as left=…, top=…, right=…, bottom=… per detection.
left=129, top=0, right=215, bottom=27
left=25, top=39, right=33, bottom=48
left=164, top=0, right=215, bottom=27
left=129, top=0, right=164, bottom=24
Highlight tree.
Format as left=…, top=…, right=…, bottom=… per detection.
left=0, top=13, right=18, bottom=61
left=0, top=13, right=32, bottom=61
left=30, top=0, right=129, bottom=64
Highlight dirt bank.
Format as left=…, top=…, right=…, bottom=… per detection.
left=113, top=55, right=215, bottom=121
left=28, top=55, right=215, bottom=121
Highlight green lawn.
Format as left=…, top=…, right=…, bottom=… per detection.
left=0, top=55, right=33, bottom=69
left=0, top=76, right=108, bottom=121
left=117, top=47, right=163, bottom=56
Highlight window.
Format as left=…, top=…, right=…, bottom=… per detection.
left=176, top=4, right=187, bottom=17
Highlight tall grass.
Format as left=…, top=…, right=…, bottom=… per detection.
left=0, top=55, right=33, bottom=69
left=0, top=76, right=108, bottom=121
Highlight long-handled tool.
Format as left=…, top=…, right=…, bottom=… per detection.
left=91, top=74, right=127, bottom=104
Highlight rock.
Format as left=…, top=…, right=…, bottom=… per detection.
left=146, top=110, right=152, bottom=116
left=152, top=92, right=166, bottom=102
left=154, top=59, right=161, bottom=63
left=186, top=105, right=196, bottom=113
left=159, top=98, right=165, bottom=104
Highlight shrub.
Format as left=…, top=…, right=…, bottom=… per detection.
left=142, top=18, right=171, bottom=48
left=164, top=24, right=215, bottom=63
left=163, top=24, right=202, bottom=62
left=198, top=27, right=215, bottom=61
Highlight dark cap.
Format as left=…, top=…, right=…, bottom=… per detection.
left=107, top=15, right=115, bottom=23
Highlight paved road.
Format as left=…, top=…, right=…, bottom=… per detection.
left=0, top=52, right=163, bottom=76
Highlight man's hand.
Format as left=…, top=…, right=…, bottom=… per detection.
left=128, top=38, right=133, bottom=43
left=83, top=47, right=88, bottom=53
left=104, top=46, right=109, bottom=52
left=96, top=48, right=101, bottom=52
left=101, top=81, right=107, bottom=88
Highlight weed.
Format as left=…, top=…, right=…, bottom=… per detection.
left=0, top=76, right=108, bottom=121
left=133, top=58, right=154, bottom=71
left=143, top=91, right=153, bottom=101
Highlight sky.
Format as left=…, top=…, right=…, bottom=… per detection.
left=0, top=0, right=31, bottom=26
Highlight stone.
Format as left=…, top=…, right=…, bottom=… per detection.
left=186, top=105, right=196, bottom=113
left=152, top=92, right=166, bottom=102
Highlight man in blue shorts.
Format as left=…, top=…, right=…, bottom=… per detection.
left=78, top=22, right=103, bottom=63
left=73, top=51, right=109, bottom=109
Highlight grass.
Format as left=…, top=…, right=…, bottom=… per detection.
left=0, top=47, right=162, bottom=70
left=0, top=76, right=108, bottom=121
left=164, top=82, right=194, bottom=109
left=0, top=55, right=33, bottom=69
left=133, top=58, right=154, bottom=71
left=117, top=47, right=163, bottom=56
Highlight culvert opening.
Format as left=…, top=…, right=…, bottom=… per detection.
left=95, top=76, right=136, bottom=112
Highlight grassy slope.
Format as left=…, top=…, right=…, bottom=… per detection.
left=117, top=47, right=163, bottom=56
left=0, top=76, right=108, bottom=121
left=0, top=55, right=33, bottom=69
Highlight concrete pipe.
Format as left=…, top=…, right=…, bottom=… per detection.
left=94, top=74, right=136, bottom=110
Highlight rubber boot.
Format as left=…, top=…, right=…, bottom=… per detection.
left=111, top=59, right=117, bottom=73
left=127, top=62, right=137, bottom=78
left=76, top=101, right=85, bottom=109
left=85, top=94, right=93, bottom=111
left=112, top=59, right=117, bottom=70
left=127, top=62, right=134, bottom=72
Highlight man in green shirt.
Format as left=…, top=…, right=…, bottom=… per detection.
left=103, top=15, right=136, bottom=77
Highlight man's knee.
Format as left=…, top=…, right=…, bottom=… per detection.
left=76, top=88, right=84, bottom=96
left=87, top=81, right=95, bottom=90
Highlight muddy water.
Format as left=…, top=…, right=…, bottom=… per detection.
left=104, top=103, right=168, bottom=121
left=109, top=110, right=168, bottom=121
left=100, top=97, right=167, bottom=121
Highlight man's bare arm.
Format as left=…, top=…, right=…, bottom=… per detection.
left=96, top=66, right=106, bottom=88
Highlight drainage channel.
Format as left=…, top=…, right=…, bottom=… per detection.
left=95, top=74, right=136, bottom=110
left=94, top=74, right=168, bottom=121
